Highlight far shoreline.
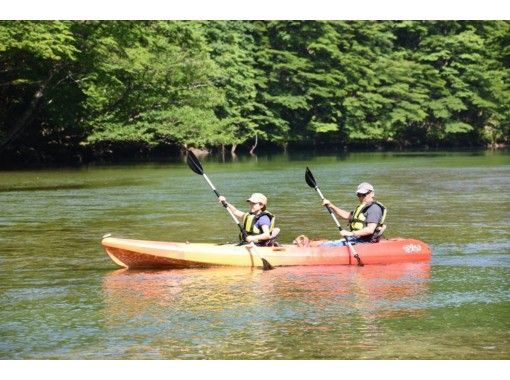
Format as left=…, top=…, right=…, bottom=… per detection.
left=0, top=144, right=507, bottom=171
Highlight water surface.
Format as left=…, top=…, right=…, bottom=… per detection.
left=1, top=151, right=509, bottom=359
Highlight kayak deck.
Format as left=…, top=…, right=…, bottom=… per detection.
left=102, top=237, right=432, bottom=269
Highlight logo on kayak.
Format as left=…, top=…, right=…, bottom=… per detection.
left=403, top=244, right=422, bottom=253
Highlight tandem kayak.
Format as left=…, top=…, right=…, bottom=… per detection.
left=102, top=236, right=431, bottom=269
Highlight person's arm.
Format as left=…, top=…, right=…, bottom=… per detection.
left=218, top=196, right=245, bottom=219
left=322, top=199, right=351, bottom=220
left=245, top=224, right=271, bottom=243
left=341, top=223, right=377, bottom=238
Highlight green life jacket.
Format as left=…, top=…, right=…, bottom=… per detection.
left=348, top=201, right=387, bottom=232
left=242, top=211, right=275, bottom=235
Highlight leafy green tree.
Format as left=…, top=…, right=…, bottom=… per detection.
left=203, top=21, right=260, bottom=153
left=414, top=21, right=509, bottom=146
left=80, top=21, right=225, bottom=152
left=0, top=20, right=508, bottom=165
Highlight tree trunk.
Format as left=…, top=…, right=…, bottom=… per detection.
left=249, top=134, right=258, bottom=155
left=0, top=65, right=61, bottom=150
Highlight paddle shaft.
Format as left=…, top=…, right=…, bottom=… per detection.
left=314, top=187, right=343, bottom=230
left=202, top=173, right=246, bottom=237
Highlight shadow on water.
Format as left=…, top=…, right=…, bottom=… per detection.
left=0, top=180, right=148, bottom=193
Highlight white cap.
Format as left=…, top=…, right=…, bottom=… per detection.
left=356, top=182, right=374, bottom=195
left=246, top=193, right=268, bottom=206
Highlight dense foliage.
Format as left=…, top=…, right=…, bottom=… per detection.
left=0, top=21, right=508, bottom=163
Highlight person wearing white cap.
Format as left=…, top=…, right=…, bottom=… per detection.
left=218, top=193, right=277, bottom=246
left=321, top=182, right=387, bottom=246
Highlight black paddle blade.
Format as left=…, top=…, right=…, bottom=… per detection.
left=305, top=166, right=317, bottom=188
left=261, top=258, right=274, bottom=271
left=186, top=149, right=204, bottom=175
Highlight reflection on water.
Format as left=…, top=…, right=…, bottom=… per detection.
left=102, top=264, right=431, bottom=359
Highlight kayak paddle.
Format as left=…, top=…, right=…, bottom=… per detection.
left=186, top=149, right=274, bottom=270
left=305, top=167, right=364, bottom=266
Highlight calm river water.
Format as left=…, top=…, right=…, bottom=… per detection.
left=0, top=151, right=509, bottom=359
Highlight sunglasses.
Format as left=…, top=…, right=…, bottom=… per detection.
left=356, top=192, right=371, bottom=197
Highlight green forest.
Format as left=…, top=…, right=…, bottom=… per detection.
left=1, top=20, right=509, bottom=164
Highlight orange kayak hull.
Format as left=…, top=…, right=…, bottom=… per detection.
left=102, top=237, right=432, bottom=269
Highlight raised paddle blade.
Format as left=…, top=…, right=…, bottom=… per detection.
left=305, top=167, right=317, bottom=188
left=186, top=149, right=204, bottom=175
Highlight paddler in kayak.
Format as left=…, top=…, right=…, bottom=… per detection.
left=218, top=193, right=278, bottom=246
left=320, top=182, right=387, bottom=246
